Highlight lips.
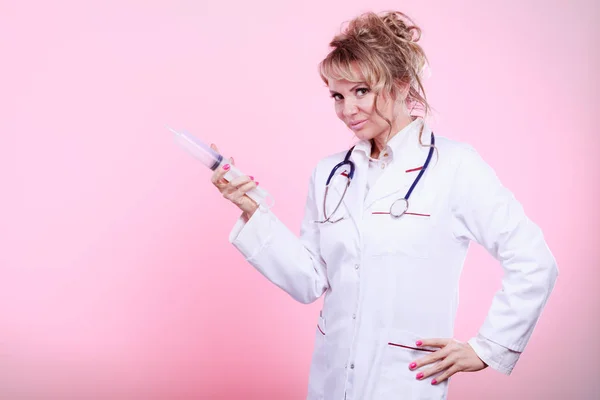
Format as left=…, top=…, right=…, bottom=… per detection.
left=350, top=119, right=367, bottom=126
left=349, top=119, right=368, bottom=130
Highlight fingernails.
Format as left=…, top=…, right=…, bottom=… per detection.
left=431, top=379, right=437, bottom=385
left=409, top=362, right=417, bottom=370
left=416, top=340, right=423, bottom=346
left=249, top=176, right=254, bottom=180
left=255, top=181, right=260, bottom=186
left=416, top=372, right=424, bottom=380
left=223, top=164, right=230, bottom=170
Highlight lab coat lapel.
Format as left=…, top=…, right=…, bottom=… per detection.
left=363, top=123, right=433, bottom=211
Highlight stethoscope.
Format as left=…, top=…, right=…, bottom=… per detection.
left=315, top=132, right=435, bottom=223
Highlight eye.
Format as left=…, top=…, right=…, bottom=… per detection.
left=356, top=87, right=370, bottom=96
left=330, top=93, right=343, bottom=101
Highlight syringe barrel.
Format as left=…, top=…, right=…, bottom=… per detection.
left=173, top=129, right=224, bottom=170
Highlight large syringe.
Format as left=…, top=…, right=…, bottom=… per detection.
left=168, top=125, right=274, bottom=209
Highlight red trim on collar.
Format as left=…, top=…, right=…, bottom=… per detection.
left=405, top=166, right=423, bottom=173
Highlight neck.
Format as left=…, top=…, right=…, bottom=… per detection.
left=370, top=113, right=415, bottom=158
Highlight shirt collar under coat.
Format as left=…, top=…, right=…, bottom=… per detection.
left=352, top=117, right=425, bottom=163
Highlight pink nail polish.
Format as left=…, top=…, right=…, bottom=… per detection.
left=416, top=372, right=424, bottom=380
left=431, top=379, right=437, bottom=385
left=249, top=176, right=254, bottom=180
left=409, top=362, right=417, bottom=370
left=223, top=164, right=230, bottom=170
left=416, top=340, right=422, bottom=346
left=256, top=181, right=260, bottom=186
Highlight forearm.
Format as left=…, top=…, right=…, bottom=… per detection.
left=229, top=208, right=328, bottom=304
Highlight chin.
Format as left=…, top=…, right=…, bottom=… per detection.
left=351, top=127, right=378, bottom=141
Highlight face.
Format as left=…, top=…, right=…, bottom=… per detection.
left=328, top=73, right=408, bottom=146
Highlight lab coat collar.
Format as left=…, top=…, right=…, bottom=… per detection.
left=352, top=117, right=424, bottom=161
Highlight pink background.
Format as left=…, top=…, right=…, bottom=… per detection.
left=1, top=0, right=598, bottom=399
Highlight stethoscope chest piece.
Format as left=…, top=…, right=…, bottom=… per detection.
left=390, top=198, right=409, bottom=218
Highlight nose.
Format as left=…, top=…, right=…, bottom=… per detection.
left=343, top=100, right=358, bottom=118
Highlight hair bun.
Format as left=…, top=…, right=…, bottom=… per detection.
left=381, top=12, right=421, bottom=43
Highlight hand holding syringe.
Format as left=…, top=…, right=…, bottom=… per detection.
left=168, top=126, right=274, bottom=218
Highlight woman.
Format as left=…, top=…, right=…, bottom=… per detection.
left=210, top=11, right=558, bottom=400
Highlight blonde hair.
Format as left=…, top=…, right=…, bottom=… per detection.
left=319, top=11, right=433, bottom=146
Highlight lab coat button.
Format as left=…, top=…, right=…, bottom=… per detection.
left=350, top=364, right=355, bottom=369
left=352, top=314, right=356, bottom=319
left=354, top=264, right=359, bottom=270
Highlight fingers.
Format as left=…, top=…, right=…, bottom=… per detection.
left=411, top=339, right=486, bottom=386
left=211, top=165, right=227, bottom=188
left=208, top=147, right=257, bottom=209
left=410, top=346, right=450, bottom=370
left=415, top=353, right=456, bottom=380
left=215, top=169, right=255, bottom=191
left=223, top=179, right=257, bottom=205
left=408, top=338, right=452, bottom=369
left=211, top=159, right=234, bottom=188
left=209, top=144, right=230, bottom=187
left=222, top=175, right=254, bottom=193
left=429, top=363, right=461, bottom=385
left=416, top=338, right=451, bottom=348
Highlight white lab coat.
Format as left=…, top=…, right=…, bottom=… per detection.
left=228, top=119, right=558, bottom=400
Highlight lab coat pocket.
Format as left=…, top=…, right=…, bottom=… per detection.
left=369, top=201, right=436, bottom=259
left=307, top=315, right=328, bottom=400
left=373, top=329, right=448, bottom=400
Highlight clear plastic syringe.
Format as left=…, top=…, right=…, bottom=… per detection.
left=168, top=125, right=274, bottom=209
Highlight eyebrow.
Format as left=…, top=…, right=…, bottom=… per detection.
left=329, top=82, right=367, bottom=94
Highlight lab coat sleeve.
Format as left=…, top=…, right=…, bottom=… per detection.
left=468, top=333, right=521, bottom=375
left=228, top=167, right=329, bottom=304
left=451, top=145, right=558, bottom=364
